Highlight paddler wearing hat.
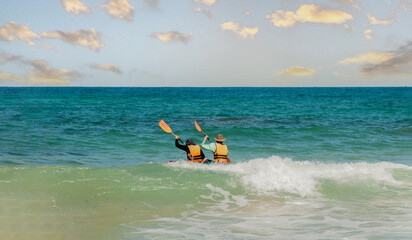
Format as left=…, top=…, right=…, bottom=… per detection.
left=175, top=136, right=208, bottom=163
left=200, top=134, right=229, bottom=164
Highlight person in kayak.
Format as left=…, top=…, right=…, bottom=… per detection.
left=175, top=136, right=209, bottom=163
left=200, top=134, right=229, bottom=164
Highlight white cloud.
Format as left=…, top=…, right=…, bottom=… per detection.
left=151, top=31, right=192, bottom=43
left=0, top=54, right=80, bottom=86
left=194, top=0, right=218, bottom=6
left=220, top=22, right=259, bottom=40
left=338, top=52, right=394, bottom=65
left=359, top=42, right=412, bottom=76
left=363, top=29, right=373, bottom=40
left=367, top=14, right=394, bottom=26
left=0, top=71, right=25, bottom=83
left=41, top=28, right=104, bottom=51
left=0, top=22, right=40, bottom=46
left=27, top=59, right=80, bottom=86
left=193, top=8, right=213, bottom=18
left=91, top=64, right=122, bottom=74
left=275, top=66, right=317, bottom=77
left=102, top=0, right=135, bottom=21
left=266, top=4, right=353, bottom=28
left=0, top=53, right=23, bottom=65
left=401, top=0, right=412, bottom=11
left=61, top=0, right=90, bottom=15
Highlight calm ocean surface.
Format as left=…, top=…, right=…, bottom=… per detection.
left=0, top=87, right=411, bottom=239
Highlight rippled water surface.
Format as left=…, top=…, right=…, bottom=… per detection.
left=0, top=87, right=411, bottom=239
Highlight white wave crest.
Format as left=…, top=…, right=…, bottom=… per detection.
left=168, top=156, right=410, bottom=197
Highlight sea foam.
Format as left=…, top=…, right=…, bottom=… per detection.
left=168, top=156, right=410, bottom=197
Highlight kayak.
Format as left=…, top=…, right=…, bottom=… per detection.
left=167, top=160, right=229, bottom=164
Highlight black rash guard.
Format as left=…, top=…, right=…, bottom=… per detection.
left=175, top=139, right=206, bottom=160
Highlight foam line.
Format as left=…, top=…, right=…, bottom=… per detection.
left=168, top=156, right=410, bottom=196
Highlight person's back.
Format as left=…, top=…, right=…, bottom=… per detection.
left=175, top=136, right=206, bottom=163
left=213, top=141, right=228, bottom=163
left=186, top=143, right=203, bottom=162
left=200, top=134, right=229, bottom=163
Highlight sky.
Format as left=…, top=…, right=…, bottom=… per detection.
left=0, top=0, right=412, bottom=87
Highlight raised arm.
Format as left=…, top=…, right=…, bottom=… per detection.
left=175, top=136, right=187, bottom=151
left=199, top=135, right=216, bottom=152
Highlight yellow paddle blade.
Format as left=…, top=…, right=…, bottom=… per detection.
left=194, top=120, right=202, bottom=132
left=159, top=120, right=172, bottom=133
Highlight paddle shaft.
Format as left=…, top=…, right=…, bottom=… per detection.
left=194, top=120, right=212, bottom=143
left=201, top=131, right=212, bottom=143
left=174, top=133, right=184, bottom=144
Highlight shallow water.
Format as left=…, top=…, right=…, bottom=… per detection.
left=0, top=159, right=411, bottom=239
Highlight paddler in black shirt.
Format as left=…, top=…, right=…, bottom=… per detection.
left=175, top=136, right=209, bottom=163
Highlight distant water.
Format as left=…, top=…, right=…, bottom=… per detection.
left=0, top=87, right=411, bottom=239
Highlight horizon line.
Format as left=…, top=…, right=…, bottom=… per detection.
left=0, top=86, right=410, bottom=88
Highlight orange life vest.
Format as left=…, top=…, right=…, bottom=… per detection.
left=187, top=145, right=202, bottom=162
left=213, top=143, right=228, bottom=163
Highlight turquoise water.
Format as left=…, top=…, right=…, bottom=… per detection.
left=1, top=87, right=411, bottom=165
left=0, top=87, right=411, bottom=239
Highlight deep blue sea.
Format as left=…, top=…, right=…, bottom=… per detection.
left=0, top=87, right=411, bottom=239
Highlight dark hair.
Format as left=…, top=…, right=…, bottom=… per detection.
left=185, top=138, right=196, bottom=146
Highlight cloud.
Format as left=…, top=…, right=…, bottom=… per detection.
left=41, top=28, right=104, bottom=51
left=275, top=66, right=317, bottom=77
left=102, top=0, right=134, bottom=21
left=0, top=53, right=24, bottom=65
left=220, top=22, right=259, bottom=40
left=91, top=64, right=122, bottom=74
left=338, top=52, right=394, bottom=65
left=0, top=54, right=26, bottom=83
left=400, top=0, right=412, bottom=11
left=0, top=71, right=25, bottom=83
left=0, top=53, right=80, bottom=86
left=143, top=0, right=159, bottom=8
left=151, top=31, right=192, bottom=43
left=193, top=8, right=213, bottom=18
left=27, top=59, right=80, bottom=86
left=367, top=14, right=394, bottom=26
left=359, top=42, right=412, bottom=76
left=364, top=29, right=373, bottom=40
left=0, top=21, right=40, bottom=46
left=194, top=0, right=218, bottom=6
left=265, top=4, right=353, bottom=28
left=61, top=0, right=90, bottom=14
left=344, top=24, right=351, bottom=31
left=332, top=0, right=361, bottom=10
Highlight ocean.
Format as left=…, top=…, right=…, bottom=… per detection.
left=0, top=87, right=411, bottom=239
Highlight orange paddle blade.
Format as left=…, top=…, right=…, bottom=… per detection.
left=159, top=120, right=172, bottom=133
left=226, top=157, right=232, bottom=163
left=194, top=120, right=202, bottom=132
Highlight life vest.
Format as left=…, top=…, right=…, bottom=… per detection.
left=187, top=145, right=202, bottom=162
left=213, top=143, right=228, bottom=163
